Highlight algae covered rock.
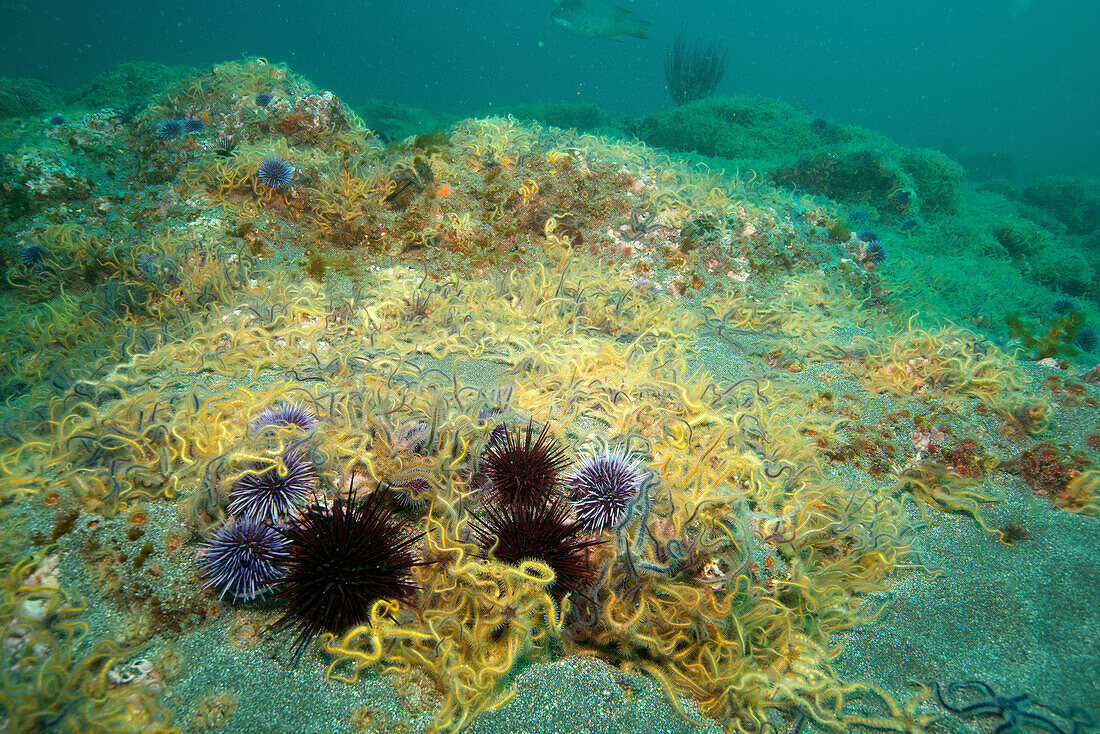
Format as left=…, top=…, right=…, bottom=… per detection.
left=1022, top=176, right=1100, bottom=235
left=625, top=95, right=846, bottom=166
left=502, top=103, right=619, bottom=134
left=771, top=147, right=908, bottom=212
left=770, top=144, right=962, bottom=219
left=355, top=99, right=455, bottom=143
left=73, top=61, right=193, bottom=110
left=898, top=148, right=964, bottom=216
left=0, top=77, right=66, bottom=119
left=625, top=95, right=963, bottom=220
left=3, top=144, right=91, bottom=206
left=1032, top=246, right=1096, bottom=297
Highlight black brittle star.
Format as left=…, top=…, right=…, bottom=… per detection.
left=934, top=680, right=1095, bottom=734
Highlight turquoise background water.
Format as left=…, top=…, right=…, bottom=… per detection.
left=1, top=0, right=1096, bottom=179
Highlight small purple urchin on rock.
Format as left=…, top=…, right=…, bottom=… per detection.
left=18, top=243, right=46, bottom=267
left=1076, top=326, right=1098, bottom=353
left=863, top=239, right=887, bottom=265
left=392, top=418, right=431, bottom=455
left=156, top=118, right=184, bottom=141
left=389, top=477, right=431, bottom=512
left=228, top=451, right=315, bottom=524
left=199, top=518, right=289, bottom=602
left=477, top=405, right=509, bottom=447
left=250, top=401, right=317, bottom=434
left=567, top=446, right=645, bottom=533
left=256, top=157, right=294, bottom=190
left=858, top=231, right=887, bottom=265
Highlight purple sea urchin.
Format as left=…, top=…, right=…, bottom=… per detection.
left=864, top=239, right=887, bottom=265
left=389, top=477, right=431, bottom=512
left=18, top=243, right=46, bottom=267
left=214, top=138, right=239, bottom=158
left=567, top=446, right=645, bottom=533
left=1052, top=297, right=1076, bottom=315
left=250, top=401, right=317, bottom=434
left=476, top=405, right=508, bottom=447
left=228, top=451, right=315, bottom=524
left=199, top=519, right=289, bottom=601
left=273, top=483, right=421, bottom=657
left=156, top=119, right=184, bottom=141
left=256, top=157, right=295, bottom=190
left=1075, top=326, right=1098, bottom=353
left=469, top=498, right=603, bottom=599
left=479, top=421, right=571, bottom=508
left=858, top=231, right=887, bottom=264
left=392, top=418, right=431, bottom=455
left=254, top=92, right=274, bottom=108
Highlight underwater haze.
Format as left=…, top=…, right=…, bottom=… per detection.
left=1, top=0, right=1097, bottom=181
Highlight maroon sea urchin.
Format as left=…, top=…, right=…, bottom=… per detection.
left=273, top=483, right=421, bottom=657
left=469, top=498, right=603, bottom=600
left=479, top=421, right=571, bottom=508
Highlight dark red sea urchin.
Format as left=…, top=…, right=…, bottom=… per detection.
left=469, top=498, right=603, bottom=600
left=273, top=483, right=421, bottom=657
left=479, top=421, right=571, bottom=508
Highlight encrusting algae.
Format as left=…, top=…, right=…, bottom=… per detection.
left=0, top=58, right=1096, bottom=734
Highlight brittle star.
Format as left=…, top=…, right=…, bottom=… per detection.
left=935, top=680, right=1095, bottom=734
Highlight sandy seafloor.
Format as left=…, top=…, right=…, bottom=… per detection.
left=0, top=59, right=1097, bottom=734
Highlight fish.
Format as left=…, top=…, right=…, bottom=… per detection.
left=551, top=0, right=651, bottom=41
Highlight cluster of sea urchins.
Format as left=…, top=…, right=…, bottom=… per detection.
left=199, top=406, right=646, bottom=656
left=198, top=401, right=422, bottom=656
left=470, top=419, right=646, bottom=600
left=198, top=401, right=319, bottom=603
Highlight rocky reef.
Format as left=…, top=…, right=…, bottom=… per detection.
left=0, top=60, right=1096, bottom=734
